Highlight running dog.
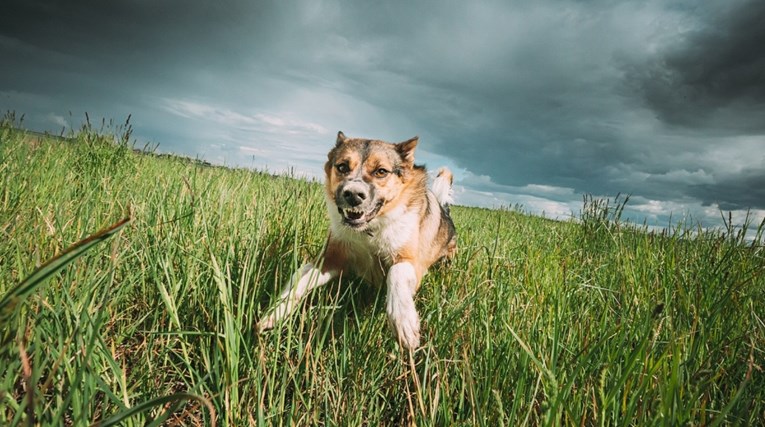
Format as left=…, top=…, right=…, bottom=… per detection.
left=256, top=131, right=456, bottom=350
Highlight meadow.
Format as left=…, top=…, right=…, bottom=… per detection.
left=1, top=115, right=763, bottom=426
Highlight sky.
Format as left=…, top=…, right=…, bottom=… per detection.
left=2, top=0, right=764, bottom=234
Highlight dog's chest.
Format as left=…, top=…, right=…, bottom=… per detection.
left=332, top=206, right=419, bottom=284
left=369, top=211, right=418, bottom=256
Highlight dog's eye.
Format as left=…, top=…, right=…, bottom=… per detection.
left=373, top=168, right=389, bottom=178
left=336, top=163, right=350, bottom=174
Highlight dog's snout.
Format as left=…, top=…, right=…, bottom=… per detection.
left=343, top=189, right=367, bottom=206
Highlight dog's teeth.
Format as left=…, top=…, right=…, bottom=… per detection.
left=343, top=207, right=365, bottom=222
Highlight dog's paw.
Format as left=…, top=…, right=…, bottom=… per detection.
left=386, top=262, right=421, bottom=350
left=388, top=305, right=421, bottom=350
left=256, top=317, right=274, bottom=334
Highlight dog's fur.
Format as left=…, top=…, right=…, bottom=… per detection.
left=257, top=131, right=456, bottom=350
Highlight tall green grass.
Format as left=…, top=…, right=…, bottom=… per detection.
left=1, top=117, right=763, bottom=425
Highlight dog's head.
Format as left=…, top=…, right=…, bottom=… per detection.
left=325, top=131, right=419, bottom=231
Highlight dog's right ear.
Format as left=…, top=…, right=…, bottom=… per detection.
left=336, top=131, right=347, bottom=146
left=396, top=136, right=419, bottom=164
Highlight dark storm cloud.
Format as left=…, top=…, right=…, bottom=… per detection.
left=331, top=0, right=765, bottom=213
left=627, top=1, right=765, bottom=132
left=0, top=1, right=271, bottom=103
left=688, top=168, right=765, bottom=211
left=327, top=1, right=671, bottom=194
left=0, top=0, right=306, bottom=156
left=287, top=1, right=649, bottom=187
left=617, top=0, right=765, bottom=211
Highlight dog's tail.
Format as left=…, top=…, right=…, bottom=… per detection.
left=432, top=167, right=454, bottom=207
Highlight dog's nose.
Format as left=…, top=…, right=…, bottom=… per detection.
left=343, top=189, right=367, bottom=206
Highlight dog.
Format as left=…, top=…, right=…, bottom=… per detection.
left=256, top=131, right=456, bottom=350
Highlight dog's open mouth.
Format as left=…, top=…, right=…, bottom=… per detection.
left=339, top=201, right=383, bottom=228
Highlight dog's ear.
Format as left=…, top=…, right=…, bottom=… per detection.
left=336, top=131, right=347, bottom=146
left=396, top=136, right=418, bottom=164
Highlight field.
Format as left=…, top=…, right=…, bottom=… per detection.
left=1, top=116, right=764, bottom=426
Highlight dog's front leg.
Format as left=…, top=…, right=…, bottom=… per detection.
left=386, top=262, right=421, bottom=350
left=256, top=263, right=336, bottom=333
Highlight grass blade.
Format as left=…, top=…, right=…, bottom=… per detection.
left=1, top=216, right=130, bottom=343
left=90, top=392, right=216, bottom=427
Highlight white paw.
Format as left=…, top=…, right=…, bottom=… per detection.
left=388, top=304, right=421, bottom=350
left=386, top=262, right=421, bottom=350
left=256, top=316, right=274, bottom=334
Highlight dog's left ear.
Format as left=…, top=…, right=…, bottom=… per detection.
left=396, top=136, right=418, bottom=164
left=336, top=131, right=347, bottom=147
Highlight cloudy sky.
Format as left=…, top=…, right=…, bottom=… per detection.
left=2, top=0, right=764, bottom=233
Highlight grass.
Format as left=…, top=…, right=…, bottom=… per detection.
left=1, top=115, right=763, bottom=425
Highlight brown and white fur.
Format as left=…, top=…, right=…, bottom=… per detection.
left=256, top=131, right=456, bottom=350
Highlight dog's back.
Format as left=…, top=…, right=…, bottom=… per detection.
left=415, top=168, right=457, bottom=274
left=431, top=167, right=456, bottom=258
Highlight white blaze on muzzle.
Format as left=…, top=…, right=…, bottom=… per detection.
left=339, top=180, right=372, bottom=207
